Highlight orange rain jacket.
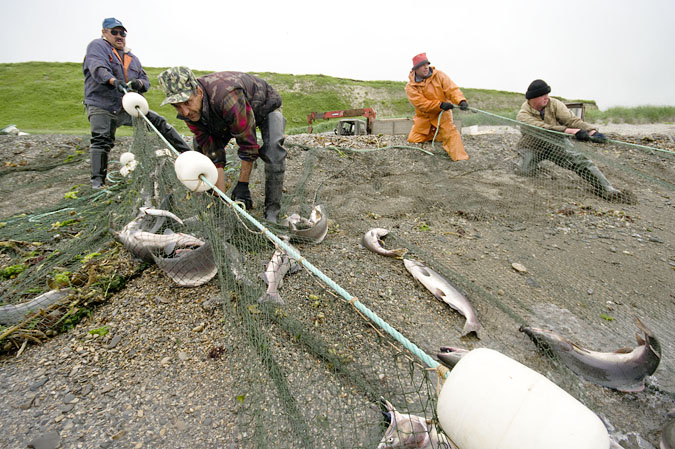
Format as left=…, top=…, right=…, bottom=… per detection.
left=405, top=67, right=467, bottom=135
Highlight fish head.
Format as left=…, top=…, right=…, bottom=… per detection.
left=377, top=399, right=430, bottom=449
left=402, top=259, right=418, bottom=272
left=403, top=259, right=434, bottom=284
left=282, top=214, right=302, bottom=230
left=373, top=227, right=390, bottom=238
left=519, top=326, right=573, bottom=353
left=363, top=228, right=386, bottom=250
left=437, top=346, right=469, bottom=369
left=309, top=205, right=323, bottom=224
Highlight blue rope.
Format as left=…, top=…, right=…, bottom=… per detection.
left=212, top=180, right=446, bottom=374
left=137, top=106, right=446, bottom=376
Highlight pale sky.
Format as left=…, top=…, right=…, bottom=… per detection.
left=1, top=0, right=674, bottom=110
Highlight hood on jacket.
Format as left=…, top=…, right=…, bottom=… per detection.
left=408, top=66, right=435, bottom=85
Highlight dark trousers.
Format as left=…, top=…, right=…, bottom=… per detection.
left=517, top=134, right=616, bottom=195
left=86, top=105, right=189, bottom=182
left=258, top=110, right=287, bottom=221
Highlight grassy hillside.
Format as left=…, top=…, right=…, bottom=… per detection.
left=0, top=62, right=673, bottom=135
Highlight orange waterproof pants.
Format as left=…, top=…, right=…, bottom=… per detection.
left=408, top=120, right=469, bottom=161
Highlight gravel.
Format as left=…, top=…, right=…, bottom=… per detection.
left=1, top=127, right=674, bottom=448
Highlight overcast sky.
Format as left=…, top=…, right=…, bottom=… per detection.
left=1, top=0, right=673, bottom=109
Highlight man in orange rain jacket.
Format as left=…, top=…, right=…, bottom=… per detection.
left=405, top=52, right=470, bottom=161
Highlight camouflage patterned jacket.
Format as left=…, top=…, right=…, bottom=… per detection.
left=185, top=72, right=282, bottom=164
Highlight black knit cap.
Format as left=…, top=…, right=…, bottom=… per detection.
left=525, top=79, right=551, bottom=99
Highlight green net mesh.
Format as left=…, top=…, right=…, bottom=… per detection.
left=1, top=107, right=673, bottom=448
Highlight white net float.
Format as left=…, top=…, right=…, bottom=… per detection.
left=120, top=159, right=138, bottom=177
left=174, top=151, right=218, bottom=192
left=436, top=348, right=611, bottom=449
left=122, top=92, right=149, bottom=117
left=154, top=148, right=172, bottom=158
left=119, top=152, right=136, bottom=166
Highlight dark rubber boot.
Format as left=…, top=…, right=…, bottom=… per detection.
left=259, top=110, right=288, bottom=223
left=582, top=165, right=623, bottom=200
left=264, top=162, right=285, bottom=223
left=90, top=148, right=108, bottom=189
left=515, top=149, right=538, bottom=176
left=146, top=111, right=191, bottom=153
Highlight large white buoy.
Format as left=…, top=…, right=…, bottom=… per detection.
left=436, top=348, right=610, bottom=449
left=122, top=92, right=149, bottom=117
left=174, top=151, right=218, bottom=192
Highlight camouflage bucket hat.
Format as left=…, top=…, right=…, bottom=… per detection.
left=158, top=66, right=199, bottom=106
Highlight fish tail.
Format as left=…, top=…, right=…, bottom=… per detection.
left=461, top=320, right=482, bottom=339
left=258, top=292, right=285, bottom=305
left=392, top=248, right=409, bottom=259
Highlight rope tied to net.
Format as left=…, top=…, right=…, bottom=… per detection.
left=434, top=364, right=451, bottom=392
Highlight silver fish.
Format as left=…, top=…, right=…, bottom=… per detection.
left=154, top=242, right=217, bottom=287
left=136, top=228, right=204, bottom=253
left=378, top=398, right=455, bottom=449
left=437, top=346, right=470, bottom=369
left=520, top=318, right=661, bottom=392
left=403, top=259, right=481, bottom=338
left=361, top=228, right=407, bottom=258
left=259, top=238, right=301, bottom=304
left=112, top=208, right=204, bottom=262
left=283, top=205, right=328, bottom=244
left=138, top=207, right=184, bottom=226
left=0, top=288, right=71, bottom=325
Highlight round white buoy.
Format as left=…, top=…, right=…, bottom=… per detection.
left=436, top=348, right=610, bottom=449
left=120, top=160, right=138, bottom=177
left=174, top=151, right=218, bottom=192
left=119, top=152, right=135, bottom=166
left=122, top=92, right=149, bottom=117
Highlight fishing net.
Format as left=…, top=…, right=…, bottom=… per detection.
left=1, top=105, right=674, bottom=448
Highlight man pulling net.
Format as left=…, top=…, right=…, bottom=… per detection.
left=516, top=79, right=634, bottom=203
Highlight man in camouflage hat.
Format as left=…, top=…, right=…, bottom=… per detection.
left=83, top=18, right=191, bottom=188
left=158, top=66, right=287, bottom=223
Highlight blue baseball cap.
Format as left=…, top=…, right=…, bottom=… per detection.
left=102, top=17, right=126, bottom=31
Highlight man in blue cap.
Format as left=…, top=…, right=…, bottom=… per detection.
left=83, top=18, right=191, bottom=188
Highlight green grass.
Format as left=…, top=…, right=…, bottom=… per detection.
left=586, top=105, right=675, bottom=124
left=1, top=62, right=671, bottom=136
